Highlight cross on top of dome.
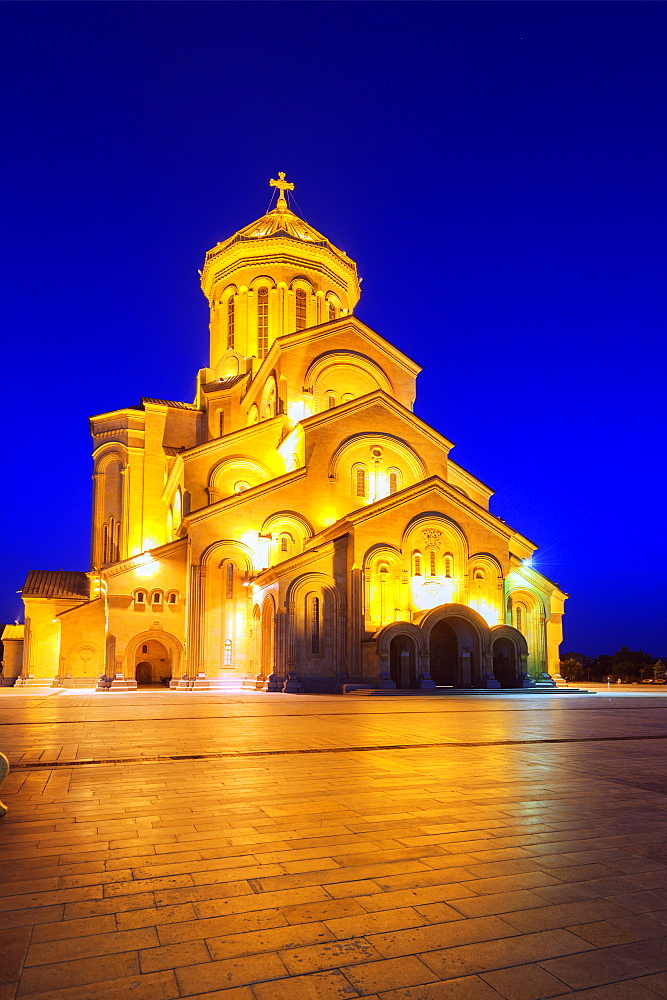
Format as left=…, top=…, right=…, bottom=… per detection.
left=269, top=172, right=294, bottom=210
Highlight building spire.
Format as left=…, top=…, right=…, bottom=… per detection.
left=269, top=171, right=294, bottom=210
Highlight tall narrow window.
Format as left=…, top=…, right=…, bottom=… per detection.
left=257, top=287, right=269, bottom=358
left=515, top=605, right=524, bottom=632
left=389, top=471, right=398, bottom=494
left=136, top=591, right=145, bottom=604
left=169, top=593, right=177, bottom=604
left=218, top=412, right=224, bottom=437
left=311, top=596, right=320, bottom=653
left=114, top=521, right=120, bottom=561
left=224, top=639, right=232, bottom=665
left=281, top=535, right=288, bottom=552
left=356, top=467, right=366, bottom=498
left=444, top=555, right=453, bottom=578
left=227, top=296, right=235, bottom=350
left=429, top=550, right=437, bottom=576
left=413, top=553, right=422, bottom=576
left=102, top=524, right=108, bottom=564
left=225, top=562, right=234, bottom=600
left=295, top=289, right=307, bottom=330
left=328, top=394, right=336, bottom=409
left=328, top=301, right=336, bottom=321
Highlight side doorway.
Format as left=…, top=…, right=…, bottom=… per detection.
left=492, top=637, right=518, bottom=688
left=389, top=635, right=418, bottom=689
left=135, top=639, right=171, bottom=686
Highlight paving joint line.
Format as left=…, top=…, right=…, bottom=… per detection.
left=2, top=705, right=666, bottom=727
left=10, top=731, right=667, bottom=771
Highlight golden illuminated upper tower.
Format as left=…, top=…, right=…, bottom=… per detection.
left=200, top=173, right=361, bottom=377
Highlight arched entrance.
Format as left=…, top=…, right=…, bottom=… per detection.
left=135, top=639, right=171, bottom=686
left=493, top=637, right=518, bottom=688
left=428, top=620, right=459, bottom=686
left=389, top=634, right=417, bottom=689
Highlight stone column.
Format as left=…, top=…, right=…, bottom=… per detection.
left=91, top=471, right=104, bottom=568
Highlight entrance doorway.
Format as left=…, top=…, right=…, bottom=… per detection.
left=429, top=620, right=459, bottom=686
left=492, top=638, right=517, bottom=688
left=389, top=635, right=417, bottom=689
left=134, top=639, right=171, bottom=686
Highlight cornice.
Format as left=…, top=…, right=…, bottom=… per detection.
left=300, top=390, right=455, bottom=454
left=180, top=467, right=306, bottom=529
left=102, top=538, right=188, bottom=578
left=203, top=252, right=352, bottom=297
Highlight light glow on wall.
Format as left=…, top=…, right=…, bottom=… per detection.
left=410, top=575, right=455, bottom=611
left=135, top=554, right=160, bottom=578
left=469, top=599, right=502, bottom=626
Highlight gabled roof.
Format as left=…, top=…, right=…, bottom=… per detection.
left=21, top=570, right=89, bottom=600
left=141, top=398, right=199, bottom=410
left=301, top=389, right=455, bottom=453
left=201, top=374, right=248, bottom=393
left=1, top=624, right=24, bottom=640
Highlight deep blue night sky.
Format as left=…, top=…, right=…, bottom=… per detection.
left=1, top=2, right=665, bottom=655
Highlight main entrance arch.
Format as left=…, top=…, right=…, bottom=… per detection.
left=428, top=620, right=458, bottom=686
left=419, top=604, right=488, bottom=688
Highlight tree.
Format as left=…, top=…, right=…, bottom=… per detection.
left=560, top=657, right=584, bottom=681
left=654, top=660, right=666, bottom=684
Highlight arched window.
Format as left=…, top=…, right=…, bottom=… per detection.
left=142, top=644, right=148, bottom=654
left=444, top=554, right=453, bottom=578
left=135, top=591, right=145, bottom=604
left=389, top=471, right=398, bottom=494
left=173, top=489, right=182, bottom=526
left=342, top=392, right=354, bottom=403
left=429, top=550, right=437, bottom=576
left=225, top=562, right=234, bottom=600
left=167, top=507, right=173, bottom=540
left=224, top=638, right=232, bottom=666
left=227, top=296, right=235, bottom=350
left=234, top=481, right=250, bottom=493
left=151, top=591, right=162, bottom=606
left=413, top=552, right=422, bottom=576
left=295, top=289, right=307, bottom=330
left=257, top=287, right=269, bottom=358
left=328, top=301, right=336, bottom=321
left=328, top=394, right=336, bottom=409
left=356, top=467, right=366, bottom=498
left=474, top=568, right=485, bottom=580
left=169, top=592, right=177, bottom=604
left=280, top=535, right=289, bottom=552
left=515, top=604, right=524, bottom=632
left=102, top=524, right=108, bottom=564
left=311, top=596, right=320, bottom=653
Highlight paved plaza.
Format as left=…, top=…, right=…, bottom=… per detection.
left=2, top=689, right=667, bottom=1000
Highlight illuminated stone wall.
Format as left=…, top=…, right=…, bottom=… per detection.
left=21, top=178, right=565, bottom=691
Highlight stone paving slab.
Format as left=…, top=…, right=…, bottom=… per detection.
left=1, top=689, right=667, bottom=998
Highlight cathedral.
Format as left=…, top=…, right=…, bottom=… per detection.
left=15, top=175, right=566, bottom=693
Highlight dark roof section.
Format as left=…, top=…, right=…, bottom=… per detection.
left=141, top=398, right=199, bottom=410
left=21, top=571, right=90, bottom=600
left=201, top=374, right=248, bottom=393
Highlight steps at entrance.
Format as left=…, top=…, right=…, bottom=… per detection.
left=349, top=686, right=594, bottom=696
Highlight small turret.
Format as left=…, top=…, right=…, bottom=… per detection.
left=201, top=174, right=361, bottom=377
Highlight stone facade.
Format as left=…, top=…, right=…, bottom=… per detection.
left=18, top=178, right=566, bottom=692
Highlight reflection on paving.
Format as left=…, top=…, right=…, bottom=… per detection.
left=2, top=689, right=667, bottom=999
